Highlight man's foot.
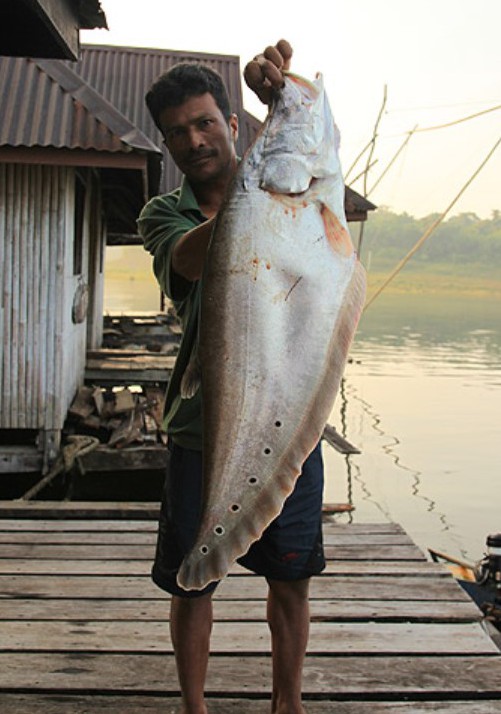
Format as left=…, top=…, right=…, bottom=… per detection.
left=179, top=705, right=208, bottom=714
left=272, top=696, right=307, bottom=714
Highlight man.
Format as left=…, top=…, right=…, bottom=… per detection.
left=137, top=40, right=325, bottom=714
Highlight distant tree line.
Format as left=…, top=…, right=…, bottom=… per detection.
left=357, top=208, right=501, bottom=276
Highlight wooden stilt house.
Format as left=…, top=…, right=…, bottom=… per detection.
left=0, top=56, right=161, bottom=473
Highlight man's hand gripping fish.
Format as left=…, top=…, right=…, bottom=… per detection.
left=177, top=71, right=367, bottom=591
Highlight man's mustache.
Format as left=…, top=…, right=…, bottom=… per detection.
left=188, top=149, right=217, bottom=161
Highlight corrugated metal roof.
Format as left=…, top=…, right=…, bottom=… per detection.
left=74, top=44, right=259, bottom=195
left=0, top=56, right=160, bottom=156
left=77, top=45, right=244, bottom=137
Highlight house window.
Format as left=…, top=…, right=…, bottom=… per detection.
left=73, top=173, right=86, bottom=275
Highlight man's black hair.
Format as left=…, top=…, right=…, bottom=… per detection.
left=146, top=63, right=232, bottom=133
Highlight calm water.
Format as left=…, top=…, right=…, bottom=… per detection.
left=105, top=277, right=501, bottom=563
left=324, top=292, right=501, bottom=562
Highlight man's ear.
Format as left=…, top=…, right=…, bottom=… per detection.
left=230, top=113, right=239, bottom=142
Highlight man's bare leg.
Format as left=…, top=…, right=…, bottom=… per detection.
left=170, top=592, right=213, bottom=714
left=266, top=578, right=310, bottom=714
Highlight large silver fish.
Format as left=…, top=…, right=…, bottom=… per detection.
left=177, top=71, right=366, bottom=591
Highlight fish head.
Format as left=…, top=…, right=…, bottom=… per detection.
left=259, top=72, right=341, bottom=195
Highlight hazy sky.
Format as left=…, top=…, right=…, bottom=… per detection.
left=82, top=0, right=501, bottom=219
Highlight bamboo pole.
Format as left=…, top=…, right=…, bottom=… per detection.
left=344, top=138, right=373, bottom=182
left=358, top=86, right=387, bottom=257
left=367, top=126, right=418, bottom=197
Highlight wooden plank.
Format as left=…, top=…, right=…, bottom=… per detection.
left=0, top=502, right=161, bottom=519
left=0, top=574, right=473, bottom=601
left=85, top=354, right=176, bottom=371
left=1, top=653, right=501, bottom=697
left=324, top=522, right=407, bottom=534
left=1, top=695, right=500, bottom=714
left=322, top=423, right=360, bottom=454
left=0, top=620, right=495, bottom=655
left=68, top=386, right=95, bottom=419
left=324, top=544, right=425, bottom=560
left=3, top=166, right=14, bottom=427
left=323, top=533, right=417, bottom=545
left=0, top=557, right=448, bottom=577
left=84, top=368, right=171, bottom=385
left=0, top=544, right=155, bottom=559
left=0, top=447, right=43, bottom=474
left=0, top=519, right=158, bottom=532
left=0, top=516, right=406, bottom=534
left=79, top=445, right=168, bottom=471
left=0, top=532, right=158, bottom=545
left=0, top=597, right=481, bottom=623
left=0, top=543, right=426, bottom=561
left=0, top=530, right=416, bottom=547
left=217, top=574, right=470, bottom=601
left=0, top=165, right=5, bottom=423
left=0, top=530, right=417, bottom=545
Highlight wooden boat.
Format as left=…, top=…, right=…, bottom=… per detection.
left=429, top=533, right=501, bottom=630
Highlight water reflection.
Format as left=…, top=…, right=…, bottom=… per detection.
left=325, top=291, right=501, bottom=561
left=340, top=378, right=453, bottom=531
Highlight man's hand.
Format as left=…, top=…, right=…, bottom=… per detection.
left=243, top=39, right=293, bottom=105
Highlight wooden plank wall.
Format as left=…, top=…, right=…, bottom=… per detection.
left=1, top=163, right=64, bottom=430
left=0, top=508, right=501, bottom=712
left=0, top=163, right=94, bottom=433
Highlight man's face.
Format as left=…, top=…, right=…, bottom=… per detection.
left=159, top=92, right=238, bottom=185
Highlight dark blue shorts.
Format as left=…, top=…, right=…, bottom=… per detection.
left=151, top=441, right=326, bottom=598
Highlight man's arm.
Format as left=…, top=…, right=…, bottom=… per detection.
left=138, top=194, right=201, bottom=301
left=171, top=217, right=216, bottom=283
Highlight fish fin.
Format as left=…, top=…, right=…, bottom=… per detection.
left=180, top=353, right=201, bottom=400
left=321, top=204, right=354, bottom=257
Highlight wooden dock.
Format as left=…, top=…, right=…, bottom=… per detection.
left=1, top=502, right=501, bottom=713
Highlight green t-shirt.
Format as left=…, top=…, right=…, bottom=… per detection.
left=137, top=178, right=205, bottom=450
